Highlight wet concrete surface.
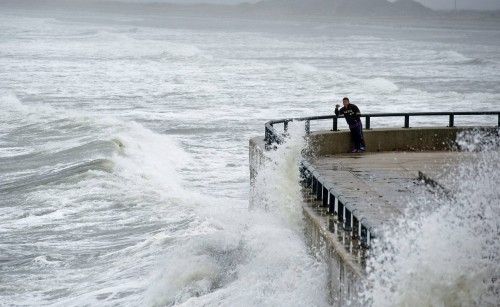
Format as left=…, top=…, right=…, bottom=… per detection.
left=310, top=151, right=473, bottom=233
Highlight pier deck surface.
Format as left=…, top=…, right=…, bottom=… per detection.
left=311, top=151, right=472, bottom=234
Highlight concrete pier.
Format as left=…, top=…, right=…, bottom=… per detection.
left=307, top=151, right=472, bottom=236
left=250, top=125, right=498, bottom=306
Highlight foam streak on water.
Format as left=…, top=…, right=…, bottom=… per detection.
left=0, top=6, right=499, bottom=306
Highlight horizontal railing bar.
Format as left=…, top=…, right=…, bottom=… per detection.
left=268, top=111, right=500, bottom=125
left=264, top=111, right=500, bottom=144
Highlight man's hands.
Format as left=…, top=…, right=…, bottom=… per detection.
left=335, top=104, right=340, bottom=109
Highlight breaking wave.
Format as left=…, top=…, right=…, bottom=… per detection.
left=144, top=123, right=328, bottom=307
left=362, top=77, right=399, bottom=94
left=0, top=159, right=114, bottom=193
left=289, top=63, right=320, bottom=75
left=435, top=50, right=485, bottom=65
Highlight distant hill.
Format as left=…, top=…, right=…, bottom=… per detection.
left=390, top=0, right=435, bottom=16
left=335, top=0, right=394, bottom=16
left=0, top=0, right=463, bottom=20
left=248, top=0, right=434, bottom=17
left=250, top=0, right=336, bottom=14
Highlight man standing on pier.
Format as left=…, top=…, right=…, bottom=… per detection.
left=335, top=97, right=366, bottom=153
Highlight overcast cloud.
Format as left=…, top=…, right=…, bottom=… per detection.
left=121, top=0, right=500, bottom=11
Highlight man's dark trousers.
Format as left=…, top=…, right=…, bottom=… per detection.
left=349, top=122, right=365, bottom=150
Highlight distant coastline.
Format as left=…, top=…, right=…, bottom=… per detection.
left=2, top=0, right=500, bottom=22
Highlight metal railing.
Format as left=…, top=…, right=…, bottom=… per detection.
left=264, top=110, right=500, bottom=248
left=265, top=111, right=500, bottom=146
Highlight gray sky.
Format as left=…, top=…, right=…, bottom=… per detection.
left=126, top=0, right=500, bottom=11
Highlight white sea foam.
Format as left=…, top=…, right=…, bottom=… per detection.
left=144, top=123, right=328, bottom=307
left=437, top=50, right=471, bottom=62
left=289, top=63, right=319, bottom=75
left=434, top=50, right=484, bottom=65
left=0, top=27, right=209, bottom=61
left=32, top=255, right=62, bottom=268
left=360, top=131, right=500, bottom=307
left=112, top=121, right=192, bottom=198
left=361, top=77, right=399, bottom=94
left=251, top=122, right=308, bottom=227
left=0, top=92, right=30, bottom=113
left=347, top=35, right=383, bottom=41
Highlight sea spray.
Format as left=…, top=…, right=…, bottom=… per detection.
left=251, top=122, right=309, bottom=229
left=360, top=130, right=500, bottom=307
left=144, top=122, right=328, bottom=306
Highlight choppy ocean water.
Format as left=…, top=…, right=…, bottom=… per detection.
left=0, top=6, right=499, bottom=306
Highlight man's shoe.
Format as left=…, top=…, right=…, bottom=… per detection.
left=359, top=147, right=366, bottom=152
left=351, top=148, right=359, bottom=153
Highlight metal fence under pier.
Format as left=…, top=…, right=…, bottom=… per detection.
left=300, top=160, right=375, bottom=248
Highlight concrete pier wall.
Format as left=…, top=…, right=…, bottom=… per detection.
left=310, top=126, right=491, bottom=156
left=302, top=205, right=363, bottom=306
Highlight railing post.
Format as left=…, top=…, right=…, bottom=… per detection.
left=322, top=187, right=328, bottom=207
left=305, top=120, right=310, bottom=135
left=404, top=115, right=410, bottom=128
left=265, top=126, right=269, bottom=144
left=316, top=181, right=322, bottom=200
left=332, top=117, right=338, bottom=131
left=328, top=192, right=335, bottom=214
left=344, top=208, right=351, bottom=231
left=365, top=116, right=370, bottom=130
left=498, top=114, right=500, bottom=127
left=284, top=121, right=288, bottom=132
left=448, top=114, right=454, bottom=127
left=305, top=171, right=312, bottom=188
left=360, top=224, right=367, bottom=246
left=337, top=201, right=344, bottom=222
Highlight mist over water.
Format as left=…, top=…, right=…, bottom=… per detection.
left=0, top=4, right=499, bottom=306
